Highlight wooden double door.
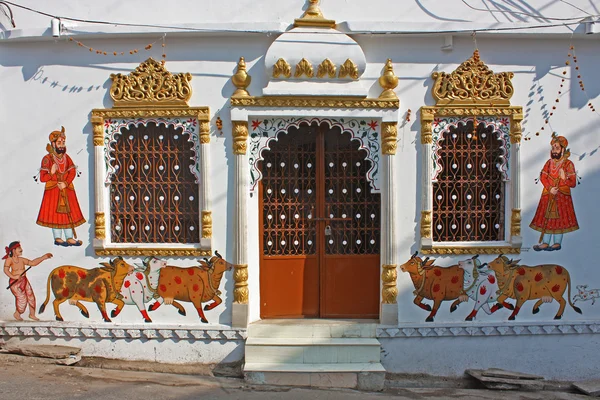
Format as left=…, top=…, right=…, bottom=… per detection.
left=259, top=123, right=380, bottom=319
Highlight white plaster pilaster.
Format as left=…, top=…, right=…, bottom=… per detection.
left=380, top=153, right=398, bottom=325
left=420, top=143, right=433, bottom=249
left=200, top=142, right=211, bottom=248
left=94, top=144, right=106, bottom=247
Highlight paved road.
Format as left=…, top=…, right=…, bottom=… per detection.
left=0, top=358, right=589, bottom=399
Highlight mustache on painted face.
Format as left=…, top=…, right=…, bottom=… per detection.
left=551, top=150, right=562, bottom=159
left=55, top=146, right=66, bottom=154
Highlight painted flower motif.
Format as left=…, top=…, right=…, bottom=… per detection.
left=433, top=118, right=442, bottom=127
left=104, top=119, right=114, bottom=128
left=186, top=118, right=197, bottom=126
left=500, top=118, right=509, bottom=127
left=368, top=120, right=378, bottom=130
left=251, top=120, right=261, bottom=130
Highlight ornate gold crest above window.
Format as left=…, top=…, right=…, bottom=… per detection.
left=109, top=58, right=192, bottom=107
left=91, top=58, right=212, bottom=257
left=420, top=50, right=523, bottom=255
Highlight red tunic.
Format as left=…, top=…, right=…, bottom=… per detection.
left=529, top=157, right=578, bottom=234
left=36, top=153, right=86, bottom=229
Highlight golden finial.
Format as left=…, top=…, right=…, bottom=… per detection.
left=294, top=0, right=336, bottom=28
left=378, top=59, right=399, bottom=100
left=232, top=57, right=251, bottom=98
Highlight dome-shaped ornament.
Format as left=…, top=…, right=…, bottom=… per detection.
left=232, top=57, right=251, bottom=98
left=379, top=59, right=399, bottom=100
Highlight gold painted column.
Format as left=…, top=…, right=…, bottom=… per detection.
left=510, top=112, right=523, bottom=247
left=232, top=120, right=249, bottom=328
left=91, top=114, right=106, bottom=244
left=380, top=121, right=398, bottom=325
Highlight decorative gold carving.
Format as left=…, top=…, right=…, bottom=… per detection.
left=91, top=115, right=104, bottom=146
left=379, top=59, right=399, bottom=100
left=317, top=58, right=337, bottom=78
left=95, top=248, right=212, bottom=257
left=511, top=209, right=521, bottom=237
left=201, top=211, right=212, bottom=239
left=420, top=106, right=523, bottom=144
left=339, top=59, right=359, bottom=80
left=510, top=114, right=523, bottom=144
left=230, top=96, right=399, bottom=109
left=95, top=213, right=106, bottom=240
left=381, top=264, right=398, bottom=304
left=232, top=121, right=249, bottom=155
left=273, top=58, right=292, bottom=78
left=91, top=108, right=210, bottom=120
left=233, top=264, right=249, bottom=304
left=109, top=58, right=192, bottom=107
left=431, top=50, right=514, bottom=106
left=421, top=247, right=520, bottom=255
left=421, top=211, right=432, bottom=238
left=420, top=211, right=432, bottom=239
left=295, top=58, right=314, bottom=78
left=294, top=0, right=336, bottom=28
left=200, top=121, right=210, bottom=144
left=232, top=57, right=251, bottom=98
left=381, top=122, right=398, bottom=155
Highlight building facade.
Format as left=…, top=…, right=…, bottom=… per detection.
left=1, top=0, right=599, bottom=382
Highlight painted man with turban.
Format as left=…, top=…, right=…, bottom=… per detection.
left=36, top=127, right=86, bottom=246
left=3, top=241, right=52, bottom=321
left=530, top=134, right=579, bottom=251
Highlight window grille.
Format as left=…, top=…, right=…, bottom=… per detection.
left=108, top=122, right=199, bottom=244
left=432, top=121, right=505, bottom=242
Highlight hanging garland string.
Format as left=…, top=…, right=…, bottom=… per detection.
left=64, top=32, right=168, bottom=62
left=525, top=41, right=597, bottom=141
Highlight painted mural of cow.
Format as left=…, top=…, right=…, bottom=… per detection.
left=573, top=285, right=600, bottom=305
left=399, top=252, right=465, bottom=322
left=147, top=251, right=232, bottom=323
left=488, top=255, right=582, bottom=320
left=111, top=256, right=166, bottom=323
left=39, top=257, right=134, bottom=322
left=458, top=255, right=502, bottom=321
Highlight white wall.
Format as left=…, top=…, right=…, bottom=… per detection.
left=1, top=0, right=600, bottom=372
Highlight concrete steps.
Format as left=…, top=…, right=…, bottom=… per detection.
left=243, top=320, right=385, bottom=391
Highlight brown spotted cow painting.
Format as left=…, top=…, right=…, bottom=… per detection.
left=488, top=255, right=582, bottom=320
left=399, top=252, right=465, bottom=322
left=147, top=251, right=232, bottom=323
left=38, top=257, right=134, bottom=322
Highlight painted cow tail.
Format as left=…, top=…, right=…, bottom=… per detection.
left=567, top=274, right=583, bottom=314
left=38, top=271, right=53, bottom=314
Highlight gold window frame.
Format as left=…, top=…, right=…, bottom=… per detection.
left=91, top=58, right=211, bottom=256
left=419, top=50, right=523, bottom=255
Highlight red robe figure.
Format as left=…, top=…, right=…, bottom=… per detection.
left=36, top=127, right=86, bottom=246
left=530, top=134, right=578, bottom=251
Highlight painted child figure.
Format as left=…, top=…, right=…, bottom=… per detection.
left=3, top=241, right=53, bottom=321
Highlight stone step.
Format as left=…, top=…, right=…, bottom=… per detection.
left=245, top=338, right=381, bottom=364
left=244, top=362, right=386, bottom=390
left=244, top=362, right=386, bottom=372
left=247, top=322, right=377, bottom=339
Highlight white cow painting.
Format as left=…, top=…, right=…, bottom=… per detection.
left=458, top=256, right=502, bottom=321
left=111, top=256, right=166, bottom=323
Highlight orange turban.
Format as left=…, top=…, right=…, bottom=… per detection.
left=49, top=126, right=66, bottom=143
left=551, top=135, right=568, bottom=149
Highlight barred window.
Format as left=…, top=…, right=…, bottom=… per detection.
left=432, top=120, right=507, bottom=242
left=108, top=122, right=199, bottom=244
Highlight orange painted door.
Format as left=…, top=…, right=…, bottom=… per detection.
left=259, top=123, right=380, bottom=319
